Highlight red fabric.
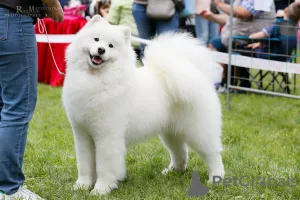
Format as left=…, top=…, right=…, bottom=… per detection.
left=35, top=18, right=87, bottom=86
left=64, top=5, right=86, bottom=20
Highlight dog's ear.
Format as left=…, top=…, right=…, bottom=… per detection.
left=119, top=26, right=131, bottom=43
left=86, top=15, right=108, bottom=26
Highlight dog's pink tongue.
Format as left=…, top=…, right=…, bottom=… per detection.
left=92, top=56, right=103, bottom=64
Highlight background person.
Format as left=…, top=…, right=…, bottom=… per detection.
left=195, top=0, right=220, bottom=46
left=108, top=0, right=140, bottom=58
left=247, top=1, right=300, bottom=60
left=87, top=0, right=110, bottom=18
left=96, top=0, right=110, bottom=19
left=109, top=0, right=138, bottom=36
left=132, top=0, right=180, bottom=58
left=199, top=0, right=276, bottom=90
left=249, top=1, right=300, bottom=40
left=59, top=0, right=69, bottom=8
left=0, top=0, right=63, bottom=199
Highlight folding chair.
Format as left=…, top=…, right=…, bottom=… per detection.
left=233, top=18, right=298, bottom=94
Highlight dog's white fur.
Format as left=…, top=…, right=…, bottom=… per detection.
left=63, top=15, right=225, bottom=195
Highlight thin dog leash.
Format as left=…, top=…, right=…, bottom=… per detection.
left=37, top=18, right=66, bottom=76
left=36, top=18, right=152, bottom=76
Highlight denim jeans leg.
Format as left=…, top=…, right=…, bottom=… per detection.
left=0, top=8, right=38, bottom=195
left=155, top=12, right=179, bottom=35
left=0, top=86, right=2, bottom=121
left=132, top=3, right=155, bottom=58
left=195, top=15, right=209, bottom=46
left=209, top=21, right=220, bottom=42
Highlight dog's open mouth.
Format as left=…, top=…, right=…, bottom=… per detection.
left=90, top=54, right=104, bottom=65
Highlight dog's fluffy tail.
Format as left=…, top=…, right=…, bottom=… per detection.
left=143, top=32, right=219, bottom=102
left=143, top=32, right=218, bottom=82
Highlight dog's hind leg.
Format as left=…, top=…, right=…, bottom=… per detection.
left=159, top=134, right=188, bottom=175
left=185, top=127, right=225, bottom=183
left=201, top=151, right=224, bottom=183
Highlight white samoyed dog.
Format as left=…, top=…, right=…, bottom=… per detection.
left=63, top=15, right=225, bottom=195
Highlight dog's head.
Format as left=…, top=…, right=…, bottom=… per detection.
left=66, top=15, right=134, bottom=70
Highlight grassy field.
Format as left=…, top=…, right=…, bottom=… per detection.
left=23, top=84, right=300, bottom=200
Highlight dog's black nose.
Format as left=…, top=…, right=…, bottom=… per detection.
left=98, top=47, right=106, bottom=55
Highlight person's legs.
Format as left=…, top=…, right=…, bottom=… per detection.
left=194, top=15, right=209, bottom=46
left=236, top=46, right=252, bottom=88
left=209, top=37, right=227, bottom=79
left=209, top=37, right=227, bottom=53
left=209, top=21, right=220, bottom=42
left=155, top=12, right=179, bottom=35
left=209, top=37, right=228, bottom=89
left=132, top=3, right=155, bottom=58
left=0, top=86, right=2, bottom=121
left=239, top=68, right=251, bottom=88
left=0, top=7, right=38, bottom=195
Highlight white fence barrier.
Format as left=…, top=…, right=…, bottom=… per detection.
left=35, top=34, right=300, bottom=75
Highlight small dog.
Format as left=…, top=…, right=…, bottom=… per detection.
left=63, top=15, right=225, bottom=195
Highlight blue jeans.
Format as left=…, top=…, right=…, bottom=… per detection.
left=210, top=36, right=227, bottom=53
left=195, top=15, right=220, bottom=46
left=132, top=3, right=179, bottom=57
left=0, top=7, right=38, bottom=195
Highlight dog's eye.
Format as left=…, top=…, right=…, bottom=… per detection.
left=94, top=38, right=99, bottom=42
left=109, top=44, right=114, bottom=48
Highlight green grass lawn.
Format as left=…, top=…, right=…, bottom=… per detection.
left=24, top=84, right=300, bottom=200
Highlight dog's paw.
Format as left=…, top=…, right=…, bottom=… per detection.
left=73, top=179, right=94, bottom=191
left=90, top=181, right=117, bottom=196
left=90, top=187, right=111, bottom=196
left=162, top=166, right=174, bottom=175
left=208, top=170, right=225, bottom=184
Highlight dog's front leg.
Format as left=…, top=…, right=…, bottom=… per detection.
left=72, top=126, right=96, bottom=190
left=90, top=133, right=126, bottom=196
